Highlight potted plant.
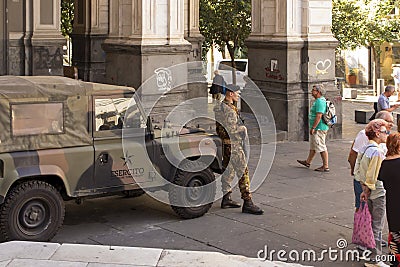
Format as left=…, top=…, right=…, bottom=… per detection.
left=347, top=68, right=357, bottom=85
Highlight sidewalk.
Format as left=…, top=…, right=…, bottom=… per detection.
left=0, top=241, right=308, bottom=267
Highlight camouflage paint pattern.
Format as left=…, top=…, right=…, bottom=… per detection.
left=0, top=76, right=222, bottom=203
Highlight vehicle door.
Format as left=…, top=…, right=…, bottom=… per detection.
left=92, top=94, right=153, bottom=191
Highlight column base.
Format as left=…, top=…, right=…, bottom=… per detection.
left=102, top=40, right=192, bottom=89
left=246, top=39, right=341, bottom=141
left=71, top=34, right=107, bottom=83
left=31, top=38, right=66, bottom=76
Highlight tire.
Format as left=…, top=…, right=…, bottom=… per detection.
left=169, top=161, right=216, bottom=219
left=122, top=189, right=145, bottom=198
left=0, top=180, right=65, bottom=241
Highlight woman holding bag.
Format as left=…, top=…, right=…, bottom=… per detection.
left=355, top=119, right=390, bottom=267
left=378, top=132, right=400, bottom=266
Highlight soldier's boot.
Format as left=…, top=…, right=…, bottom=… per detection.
left=221, top=192, right=241, bottom=209
left=242, top=199, right=264, bottom=215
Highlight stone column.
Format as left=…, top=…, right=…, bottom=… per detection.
left=246, top=0, right=341, bottom=141
left=184, top=0, right=203, bottom=62
left=102, top=0, right=194, bottom=126
left=184, top=0, right=206, bottom=100
left=103, top=0, right=192, bottom=89
left=0, top=0, right=6, bottom=75
left=71, top=0, right=108, bottom=82
left=31, top=0, right=65, bottom=76
left=4, top=0, right=25, bottom=75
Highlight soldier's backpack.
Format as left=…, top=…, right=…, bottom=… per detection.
left=322, top=100, right=337, bottom=127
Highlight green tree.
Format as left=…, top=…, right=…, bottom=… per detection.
left=199, top=0, right=251, bottom=83
left=61, top=0, right=74, bottom=37
left=332, top=0, right=400, bottom=80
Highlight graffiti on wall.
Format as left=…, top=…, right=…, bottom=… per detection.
left=265, top=59, right=284, bottom=80
left=34, top=47, right=63, bottom=72
left=315, top=59, right=331, bottom=75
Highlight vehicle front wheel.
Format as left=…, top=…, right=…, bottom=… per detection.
left=0, top=180, right=65, bottom=241
left=169, top=161, right=216, bottom=219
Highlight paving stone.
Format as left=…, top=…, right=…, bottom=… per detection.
left=271, top=218, right=353, bottom=250
left=315, top=209, right=355, bottom=229
left=158, top=249, right=300, bottom=267
left=228, top=255, right=313, bottom=267
left=51, top=244, right=162, bottom=266
left=86, top=227, right=225, bottom=253
left=0, top=241, right=60, bottom=261
left=6, top=259, right=87, bottom=267
left=88, top=263, right=154, bottom=267
left=53, top=223, right=114, bottom=244
left=158, top=250, right=249, bottom=267
left=159, top=213, right=258, bottom=246
left=265, top=195, right=345, bottom=217
left=214, top=204, right=303, bottom=229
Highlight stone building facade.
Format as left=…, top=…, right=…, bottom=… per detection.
left=0, top=0, right=341, bottom=141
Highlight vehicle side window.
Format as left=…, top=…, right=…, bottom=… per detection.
left=94, top=96, right=145, bottom=132
left=11, top=102, right=64, bottom=136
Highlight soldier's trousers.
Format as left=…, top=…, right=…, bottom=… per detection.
left=221, top=143, right=252, bottom=200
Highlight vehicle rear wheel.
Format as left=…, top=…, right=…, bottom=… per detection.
left=169, top=161, right=216, bottom=219
left=0, top=180, right=65, bottom=241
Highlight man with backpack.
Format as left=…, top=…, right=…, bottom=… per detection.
left=297, top=84, right=330, bottom=172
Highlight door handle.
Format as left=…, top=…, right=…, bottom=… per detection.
left=99, top=153, right=108, bottom=164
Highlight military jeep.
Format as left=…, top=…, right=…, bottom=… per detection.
left=0, top=76, right=222, bottom=241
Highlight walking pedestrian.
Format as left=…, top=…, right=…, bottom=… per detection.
left=348, top=111, right=393, bottom=211
left=378, top=132, right=400, bottom=267
left=214, top=85, right=263, bottom=215
left=355, top=119, right=390, bottom=267
left=297, top=84, right=329, bottom=172
left=210, top=70, right=225, bottom=103
left=348, top=111, right=393, bottom=252
left=391, top=65, right=400, bottom=100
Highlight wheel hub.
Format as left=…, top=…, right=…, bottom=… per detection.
left=187, top=178, right=204, bottom=201
left=20, top=201, right=47, bottom=229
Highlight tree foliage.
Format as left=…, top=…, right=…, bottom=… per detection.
left=332, top=0, right=400, bottom=50
left=199, top=0, right=251, bottom=62
left=61, top=0, right=74, bottom=37
left=332, top=0, right=400, bottom=78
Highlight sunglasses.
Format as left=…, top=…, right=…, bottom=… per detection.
left=379, top=130, right=390, bottom=135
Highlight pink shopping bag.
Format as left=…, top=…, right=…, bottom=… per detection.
left=352, top=202, right=376, bottom=249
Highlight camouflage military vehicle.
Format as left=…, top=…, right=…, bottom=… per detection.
left=0, top=76, right=222, bottom=241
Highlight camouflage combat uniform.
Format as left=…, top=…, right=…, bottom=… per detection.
left=214, top=99, right=251, bottom=200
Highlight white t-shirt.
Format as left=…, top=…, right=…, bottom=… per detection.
left=352, top=129, right=387, bottom=154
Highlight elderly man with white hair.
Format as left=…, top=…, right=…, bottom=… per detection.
left=297, top=84, right=330, bottom=172
left=377, top=85, right=400, bottom=112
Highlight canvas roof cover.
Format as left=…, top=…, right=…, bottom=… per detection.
left=0, top=76, right=135, bottom=153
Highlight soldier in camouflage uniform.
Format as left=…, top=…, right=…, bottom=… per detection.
left=214, top=85, right=264, bottom=215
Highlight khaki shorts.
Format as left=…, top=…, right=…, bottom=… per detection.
left=310, top=130, right=328, bottom=153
